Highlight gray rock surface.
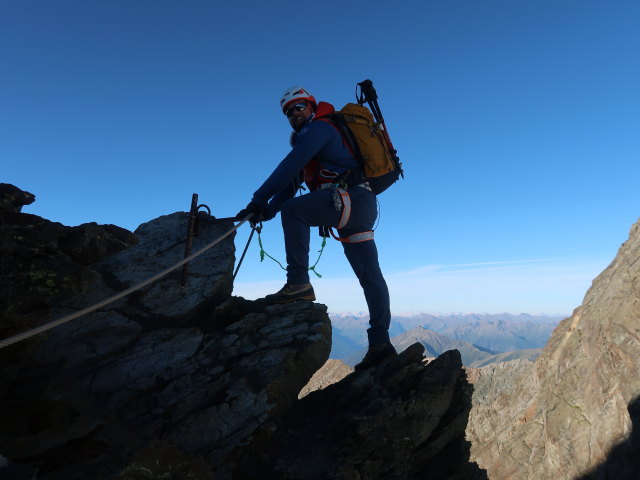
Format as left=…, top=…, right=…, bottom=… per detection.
left=98, top=213, right=235, bottom=318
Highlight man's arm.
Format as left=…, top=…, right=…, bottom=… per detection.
left=251, top=121, right=333, bottom=205
left=264, top=174, right=303, bottom=219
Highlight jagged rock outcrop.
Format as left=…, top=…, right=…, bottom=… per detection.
left=0, top=183, right=35, bottom=213
left=299, top=359, right=353, bottom=398
left=467, top=218, right=640, bottom=479
left=1, top=185, right=486, bottom=480
left=247, top=346, right=487, bottom=480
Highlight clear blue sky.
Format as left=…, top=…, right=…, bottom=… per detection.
left=3, top=0, right=639, bottom=315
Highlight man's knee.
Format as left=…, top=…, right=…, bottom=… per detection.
left=280, top=197, right=305, bottom=223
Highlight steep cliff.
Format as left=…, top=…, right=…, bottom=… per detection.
left=468, top=218, right=640, bottom=479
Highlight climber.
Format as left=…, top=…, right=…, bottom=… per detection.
left=236, top=86, right=396, bottom=370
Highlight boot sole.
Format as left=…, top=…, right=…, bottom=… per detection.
left=265, top=294, right=316, bottom=304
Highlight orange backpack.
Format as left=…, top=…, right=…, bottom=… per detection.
left=324, top=101, right=401, bottom=194
left=321, top=80, right=403, bottom=193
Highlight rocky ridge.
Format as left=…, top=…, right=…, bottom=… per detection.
left=467, top=218, right=640, bottom=479
left=1, top=185, right=485, bottom=480
left=389, top=327, right=499, bottom=366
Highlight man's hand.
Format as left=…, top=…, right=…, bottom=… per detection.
left=261, top=205, right=277, bottom=222
left=236, top=201, right=264, bottom=222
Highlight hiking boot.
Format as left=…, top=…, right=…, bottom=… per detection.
left=264, top=283, right=316, bottom=304
left=354, top=342, right=397, bottom=371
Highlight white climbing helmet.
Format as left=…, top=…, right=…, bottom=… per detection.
left=279, top=86, right=316, bottom=113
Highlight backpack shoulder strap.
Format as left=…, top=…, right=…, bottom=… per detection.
left=316, top=114, right=363, bottom=162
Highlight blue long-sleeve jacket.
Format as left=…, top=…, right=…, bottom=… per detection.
left=252, top=103, right=359, bottom=214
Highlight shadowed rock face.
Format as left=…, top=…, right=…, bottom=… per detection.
left=1, top=297, right=331, bottom=480
left=1, top=185, right=485, bottom=480
left=0, top=198, right=139, bottom=336
left=249, top=346, right=487, bottom=480
left=468, top=218, right=640, bottom=479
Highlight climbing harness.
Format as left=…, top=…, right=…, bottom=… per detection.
left=335, top=186, right=351, bottom=229
left=0, top=215, right=252, bottom=350
left=318, top=182, right=375, bottom=244
left=331, top=230, right=374, bottom=243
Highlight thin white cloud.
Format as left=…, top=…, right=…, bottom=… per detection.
left=397, top=257, right=584, bottom=276
left=233, top=257, right=608, bottom=316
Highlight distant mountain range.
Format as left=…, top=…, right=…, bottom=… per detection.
left=331, top=312, right=562, bottom=366
left=394, top=313, right=562, bottom=352
left=343, top=326, right=542, bottom=367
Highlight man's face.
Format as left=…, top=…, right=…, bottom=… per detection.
left=285, top=101, right=314, bottom=131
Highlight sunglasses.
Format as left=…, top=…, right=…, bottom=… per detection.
left=285, top=102, right=308, bottom=117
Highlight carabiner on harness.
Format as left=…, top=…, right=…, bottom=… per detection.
left=320, top=183, right=375, bottom=244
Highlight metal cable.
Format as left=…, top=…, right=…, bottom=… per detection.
left=0, top=217, right=249, bottom=349
left=233, top=224, right=256, bottom=280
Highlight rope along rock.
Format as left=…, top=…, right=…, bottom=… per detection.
left=0, top=217, right=248, bottom=349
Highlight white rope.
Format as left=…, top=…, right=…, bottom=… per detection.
left=0, top=217, right=249, bottom=350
